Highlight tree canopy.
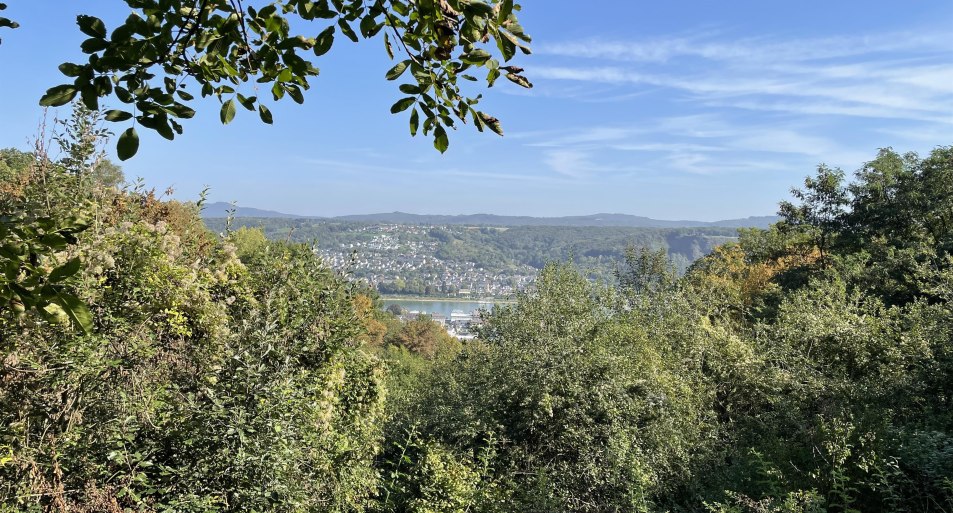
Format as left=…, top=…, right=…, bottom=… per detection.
left=9, top=0, right=533, bottom=158
left=2, top=104, right=952, bottom=511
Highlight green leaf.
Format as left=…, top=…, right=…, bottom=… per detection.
left=433, top=125, right=449, bottom=153
left=399, top=83, right=422, bottom=94
left=49, top=257, right=81, bottom=283
left=391, top=97, right=415, bottom=114
left=487, top=68, right=500, bottom=87
left=104, top=109, right=133, bottom=122
left=38, top=233, right=69, bottom=251
left=409, top=108, right=419, bottom=136
left=312, top=5, right=336, bottom=19
left=384, top=32, right=394, bottom=59
left=80, top=37, right=110, bottom=54
left=461, top=49, right=491, bottom=65
left=287, top=85, right=304, bottom=104
left=313, top=25, right=335, bottom=56
left=271, top=83, right=285, bottom=100
left=258, top=104, right=273, bottom=124
left=168, top=103, right=196, bottom=119
left=496, top=29, right=516, bottom=61
left=76, top=15, right=106, bottom=39
left=218, top=55, right=238, bottom=77
left=115, top=86, right=133, bottom=103
left=236, top=94, right=256, bottom=111
left=57, top=62, right=84, bottom=77
left=80, top=85, right=99, bottom=110
left=385, top=60, right=410, bottom=80
left=392, top=0, right=409, bottom=16
left=471, top=108, right=485, bottom=132
left=337, top=19, right=358, bottom=42
left=155, top=119, right=175, bottom=140
left=93, top=75, right=112, bottom=96
left=498, top=0, right=514, bottom=23
left=54, top=291, right=93, bottom=333
left=359, top=14, right=382, bottom=38
left=464, top=1, right=495, bottom=17
left=220, top=99, right=236, bottom=124
left=117, top=127, right=139, bottom=161
left=39, top=85, right=78, bottom=107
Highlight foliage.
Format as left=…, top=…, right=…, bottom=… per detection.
left=681, top=145, right=953, bottom=511
left=387, top=314, right=459, bottom=357
left=0, top=3, right=16, bottom=44
left=373, top=145, right=953, bottom=512
left=2, top=115, right=952, bottom=513
left=0, top=125, right=386, bottom=511
left=207, top=217, right=736, bottom=295
left=380, top=262, right=719, bottom=512
left=615, top=245, right=677, bottom=299
left=778, top=165, right=849, bottom=262
left=0, top=212, right=92, bottom=332
left=33, top=0, right=532, bottom=157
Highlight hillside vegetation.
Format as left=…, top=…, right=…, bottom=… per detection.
left=197, top=204, right=778, bottom=228
left=1, top=114, right=951, bottom=512
left=204, top=218, right=737, bottom=294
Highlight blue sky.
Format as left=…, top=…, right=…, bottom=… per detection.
left=1, top=1, right=951, bottom=219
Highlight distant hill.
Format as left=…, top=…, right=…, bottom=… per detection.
left=333, top=212, right=780, bottom=229
left=200, top=202, right=309, bottom=218
left=703, top=216, right=781, bottom=228
left=201, top=204, right=778, bottom=229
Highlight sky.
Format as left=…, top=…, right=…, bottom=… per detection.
left=0, top=1, right=951, bottom=220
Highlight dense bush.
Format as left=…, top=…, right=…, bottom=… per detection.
left=0, top=128, right=385, bottom=511
left=1, top=117, right=951, bottom=513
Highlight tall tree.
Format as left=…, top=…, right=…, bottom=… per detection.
left=846, top=148, right=918, bottom=247
left=778, top=165, right=849, bottom=263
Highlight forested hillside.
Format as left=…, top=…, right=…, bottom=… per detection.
left=1, top=112, right=952, bottom=511
left=203, top=218, right=737, bottom=295
left=327, top=212, right=779, bottom=228
left=197, top=204, right=778, bottom=228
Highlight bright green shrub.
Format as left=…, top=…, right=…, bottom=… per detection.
left=0, top=144, right=386, bottom=512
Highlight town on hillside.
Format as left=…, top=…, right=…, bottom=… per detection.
left=315, top=224, right=537, bottom=297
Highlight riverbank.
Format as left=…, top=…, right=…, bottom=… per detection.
left=379, top=297, right=515, bottom=318
left=380, top=295, right=516, bottom=304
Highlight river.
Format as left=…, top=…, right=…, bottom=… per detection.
left=379, top=298, right=509, bottom=317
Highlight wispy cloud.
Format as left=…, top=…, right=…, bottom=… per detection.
left=517, top=109, right=875, bottom=179
left=543, top=149, right=593, bottom=178
left=532, top=30, right=953, bottom=124
left=875, top=123, right=953, bottom=145
left=528, top=126, right=634, bottom=148
left=539, top=31, right=952, bottom=65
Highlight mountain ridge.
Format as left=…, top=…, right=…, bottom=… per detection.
left=201, top=202, right=779, bottom=228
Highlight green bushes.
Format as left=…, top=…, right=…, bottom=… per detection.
left=0, top=141, right=386, bottom=511
left=2, top=123, right=952, bottom=512
left=379, top=262, right=719, bottom=512
left=374, top=146, right=953, bottom=512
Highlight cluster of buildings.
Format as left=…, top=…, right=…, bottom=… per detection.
left=315, top=224, right=536, bottom=298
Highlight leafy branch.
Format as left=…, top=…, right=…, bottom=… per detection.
left=38, top=0, right=532, bottom=158
left=0, top=3, right=17, bottom=45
